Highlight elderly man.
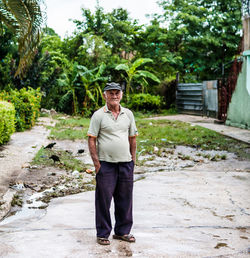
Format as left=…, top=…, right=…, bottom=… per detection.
left=88, top=82, right=138, bottom=245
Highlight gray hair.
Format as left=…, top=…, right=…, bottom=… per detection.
left=103, top=91, right=123, bottom=97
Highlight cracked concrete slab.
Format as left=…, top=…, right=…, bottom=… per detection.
left=0, top=169, right=249, bottom=257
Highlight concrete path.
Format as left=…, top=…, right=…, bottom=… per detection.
left=0, top=169, right=249, bottom=257
left=0, top=117, right=51, bottom=219
left=0, top=117, right=51, bottom=192
left=149, top=115, right=250, bottom=144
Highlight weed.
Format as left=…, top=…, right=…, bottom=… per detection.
left=0, top=201, right=5, bottom=210
left=203, top=153, right=212, bottom=159
left=221, top=154, right=227, bottom=160
left=214, top=243, right=228, bottom=249
left=178, top=154, right=191, bottom=160
left=11, top=194, right=23, bottom=207
left=32, top=147, right=87, bottom=172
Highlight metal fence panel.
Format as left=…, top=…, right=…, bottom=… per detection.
left=176, top=81, right=218, bottom=118
left=203, top=81, right=218, bottom=118
left=176, top=83, right=203, bottom=115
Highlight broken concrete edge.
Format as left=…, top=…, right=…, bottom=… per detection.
left=0, top=189, right=16, bottom=221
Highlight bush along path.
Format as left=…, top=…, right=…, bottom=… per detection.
left=1, top=114, right=250, bottom=221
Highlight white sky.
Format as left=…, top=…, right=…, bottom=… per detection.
left=45, top=0, right=163, bottom=38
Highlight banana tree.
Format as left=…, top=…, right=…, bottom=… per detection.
left=0, top=0, right=44, bottom=77
left=80, top=63, right=108, bottom=112
left=58, top=62, right=85, bottom=115
left=115, top=58, right=160, bottom=100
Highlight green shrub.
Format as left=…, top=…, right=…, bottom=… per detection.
left=0, top=88, right=42, bottom=131
left=0, top=101, right=15, bottom=145
left=127, top=93, right=163, bottom=111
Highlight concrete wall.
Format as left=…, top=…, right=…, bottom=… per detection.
left=226, top=56, right=250, bottom=129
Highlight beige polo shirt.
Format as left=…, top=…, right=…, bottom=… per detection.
left=88, top=104, right=138, bottom=163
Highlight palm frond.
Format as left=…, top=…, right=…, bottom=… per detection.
left=0, top=0, right=45, bottom=77
left=59, top=90, right=72, bottom=111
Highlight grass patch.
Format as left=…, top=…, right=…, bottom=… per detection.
left=32, top=147, right=87, bottom=172
left=47, top=116, right=90, bottom=140
left=136, top=119, right=249, bottom=160
left=44, top=115, right=249, bottom=160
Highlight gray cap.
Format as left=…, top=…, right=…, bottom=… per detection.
left=103, top=82, right=122, bottom=91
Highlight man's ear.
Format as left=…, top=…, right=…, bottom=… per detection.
left=103, top=92, right=106, bottom=100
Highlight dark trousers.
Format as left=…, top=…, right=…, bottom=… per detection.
left=95, top=160, right=134, bottom=238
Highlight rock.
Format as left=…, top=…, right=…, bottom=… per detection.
left=9, top=182, right=25, bottom=191
left=154, top=146, right=159, bottom=153
left=22, top=163, right=31, bottom=168
left=50, top=109, right=57, bottom=116
left=40, top=108, right=50, bottom=115
left=72, top=170, right=80, bottom=178
left=86, top=169, right=93, bottom=174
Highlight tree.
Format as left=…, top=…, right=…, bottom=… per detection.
left=115, top=58, right=160, bottom=99
left=58, top=62, right=108, bottom=115
left=58, top=62, right=83, bottom=115
left=80, top=63, right=108, bottom=113
left=104, top=8, right=142, bottom=56
left=36, top=34, right=71, bottom=112
left=158, top=0, right=242, bottom=81
left=72, top=6, right=142, bottom=60
left=135, top=19, right=181, bottom=82
left=0, top=24, right=17, bottom=90
left=0, top=0, right=44, bottom=77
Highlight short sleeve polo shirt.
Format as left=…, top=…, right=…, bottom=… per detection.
left=88, top=104, right=138, bottom=163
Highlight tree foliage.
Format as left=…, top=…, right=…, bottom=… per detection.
left=0, top=1, right=243, bottom=114
left=0, top=0, right=45, bottom=77
left=158, top=0, right=242, bottom=80
left=115, top=58, right=160, bottom=99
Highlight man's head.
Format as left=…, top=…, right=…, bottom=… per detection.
left=103, top=82, right=123, bottom=106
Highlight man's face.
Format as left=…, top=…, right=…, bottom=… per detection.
left=103, top=90, right=122, bottom=106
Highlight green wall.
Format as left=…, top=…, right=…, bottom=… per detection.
left=226, top=54, right=250, bottom=129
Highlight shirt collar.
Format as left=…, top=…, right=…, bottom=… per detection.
left=104, top=104, right=125, bottom=114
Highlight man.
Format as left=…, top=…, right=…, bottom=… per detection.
left=88, top=82, right=138, bottom=245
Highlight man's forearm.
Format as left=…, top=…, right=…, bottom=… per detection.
left=88, top=137, right=100, bottom=171
left=129, top=136, right=137, bottom=163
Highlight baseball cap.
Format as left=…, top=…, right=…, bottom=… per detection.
left=103, top=82, right=122, bottom=91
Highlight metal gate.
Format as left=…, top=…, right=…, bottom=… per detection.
left=203, top=80, right=218, bottom=118
left=176, top=83, right=203, bottom=116
left=176, top=81, right=218, bottom=118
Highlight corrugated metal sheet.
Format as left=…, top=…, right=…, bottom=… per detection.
left=203, top=81, right=218, bottom=118
left=176, top=81, right=218, bottom=118
left=176, top=83, right=204, bottom=115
